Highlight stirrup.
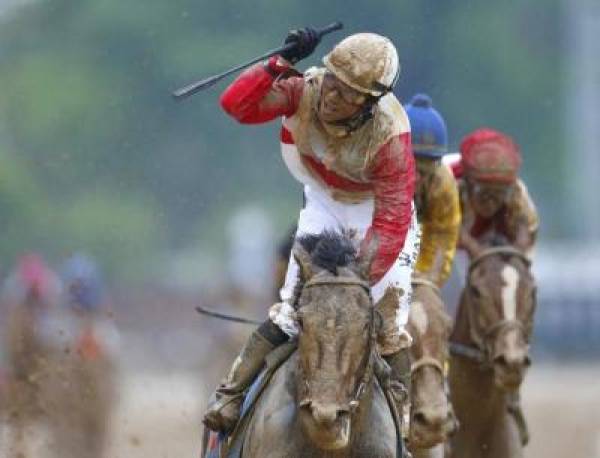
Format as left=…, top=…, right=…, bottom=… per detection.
left=203, top=392, right=244, bottom=433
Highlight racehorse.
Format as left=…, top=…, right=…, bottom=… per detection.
left=209, top=231, right=403, bottom=457
left=447, top=247, right=536, bottom=458
left=406, top=279, right=457, bottom=458
left=2, top=297, right=53, bottom=458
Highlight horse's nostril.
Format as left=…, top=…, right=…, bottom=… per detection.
left=524, top=355, right=532, bottom=367
left=494, top=355, right=508, bottom=368
left=412, top=411, right=428, bottom=426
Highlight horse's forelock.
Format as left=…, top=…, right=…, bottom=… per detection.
left=297, top=231, right=357, bottom=275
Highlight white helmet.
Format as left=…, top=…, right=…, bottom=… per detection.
left=322, top=33, right=400, bottom=97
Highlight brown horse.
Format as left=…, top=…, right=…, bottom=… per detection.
left=406, top=279, right=456, bottom=458
left=447, top=247, right=536, bottom=458
left=2, top=298, right=54, bottom=458
left=221, top=232, right=403, bottom=457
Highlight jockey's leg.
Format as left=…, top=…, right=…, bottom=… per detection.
left=371, top=206, right=421, bottom=433
left=203, top=319, right=289, bottom=433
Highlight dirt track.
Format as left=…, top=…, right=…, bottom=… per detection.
left=2, top=364, right=599, bottom=457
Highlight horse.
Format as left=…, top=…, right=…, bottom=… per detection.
left=447, top=246, right=536, bottom=458
left=406, top=279, right=457, bottom=458
left=213, top=231, right=403, bottom=457
left=2, top=296, right=54, bottom=458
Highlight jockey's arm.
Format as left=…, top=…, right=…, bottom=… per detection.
left=511, top=179, right=539, bottom=255
left=362, top=133, right=416, bottom=285
left=415, top=167, right=461, bottom=286
left=220, top=56, right=304, bottom=123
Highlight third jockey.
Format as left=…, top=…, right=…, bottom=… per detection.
left=203, top=30, right=420, bottom=433
left=450, top=128, right=538, bottom=259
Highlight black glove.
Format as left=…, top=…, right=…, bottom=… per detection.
left=280, top=27, right=320, bottom=64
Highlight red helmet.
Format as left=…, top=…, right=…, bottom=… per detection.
left=17, top=253, right=51, bottom=301
left=460, top=128, right=521, bottom=183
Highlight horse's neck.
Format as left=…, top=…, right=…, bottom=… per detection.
left=450, top=290, right=474, bottom=346
left=450, top=355, right=507, bottom=420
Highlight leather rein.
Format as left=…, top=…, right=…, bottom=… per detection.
left=409, top=278, right=448, bottom=382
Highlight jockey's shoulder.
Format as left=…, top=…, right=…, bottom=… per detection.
left=442, top=152, right=462, bottom=178
left=378, top=93, right=410, bottom=135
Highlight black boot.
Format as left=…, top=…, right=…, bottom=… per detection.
left=203, top=320, right=288, bottom=433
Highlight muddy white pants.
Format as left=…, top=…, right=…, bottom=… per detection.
left=269, top=184, right=421, bottom=353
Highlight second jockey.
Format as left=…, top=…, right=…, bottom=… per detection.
left=203, top=30, right=420, bottom=433
left=405, top=94, right=460, bottom=288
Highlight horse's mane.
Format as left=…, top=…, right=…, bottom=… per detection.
left=297, top=231, right=357, bottom=274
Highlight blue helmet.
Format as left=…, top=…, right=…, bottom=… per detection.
left=61, top=253, right=104, bottom=312
left=405, top=93, right=448, bottom=159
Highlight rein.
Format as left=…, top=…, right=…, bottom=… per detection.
left=469, top=246, right=531, bottom=273
left=450, top=247, right=530, bottom=367
left=411, top=355, right=446, bottom=378
left=411, top=277, right=441, bottom=297
left=410, top=278, right=446, bottom=376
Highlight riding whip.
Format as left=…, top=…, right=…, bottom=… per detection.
left=172, top=21, right=343, bottom=100
left=195, top=305, right=262, bottom=325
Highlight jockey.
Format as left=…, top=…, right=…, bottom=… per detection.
left=405, top=94, right=460, bottom=288
left=0, top=253, right=62, bottom=317
left=60, top=253, right=119, bottom=360
left=449, top=128, right=538, bottom=446
left=204, top=30, right=420, bottom=433
left=450, top=128, right=538, bottom=258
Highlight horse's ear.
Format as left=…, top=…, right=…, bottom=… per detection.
left=356, top=233, right=379, bottom=281
left=293, top=242, right=314, bottom=281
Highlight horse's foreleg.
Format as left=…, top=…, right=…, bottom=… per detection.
left=487, top=412, right=523, bottom=458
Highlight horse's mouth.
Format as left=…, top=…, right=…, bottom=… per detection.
left=299, top=408, right=351, bottom=450
left=409, top=417, right=456, bottom=449
left=493, top=367, right=525, bottom=391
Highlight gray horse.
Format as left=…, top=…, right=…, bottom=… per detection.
left=209, top=232, right=403, bottom=458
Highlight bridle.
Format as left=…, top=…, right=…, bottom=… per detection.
left=410, top=278, right=447, bottom=381
left=301, top=275, right=377, bottom=413
left=449, top=247, right=532, bottom=367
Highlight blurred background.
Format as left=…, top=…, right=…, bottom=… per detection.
left=0, top=0, right=598, bottom=456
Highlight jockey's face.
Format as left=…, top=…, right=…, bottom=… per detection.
left=415, top=157, right=440, bottom=190
left=467, top=179, right=514, bottom=218
left=318, top=72, right=367, bottom=123
left=415, top=157, right=440, bottom=210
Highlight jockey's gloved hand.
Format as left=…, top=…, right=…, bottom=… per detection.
left=280, top=27, right=320, bottom=64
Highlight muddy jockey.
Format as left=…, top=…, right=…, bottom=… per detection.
left=203, top=29, right=421, bottom=434
left=404, top=94, right=460, bottom=289
left=449, top=128, right=538, bottom=259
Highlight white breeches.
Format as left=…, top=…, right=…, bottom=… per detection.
left=269, top=184, right=421, bottom=349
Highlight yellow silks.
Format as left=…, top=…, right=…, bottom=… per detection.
left=415, top=164, right=461, bottom=287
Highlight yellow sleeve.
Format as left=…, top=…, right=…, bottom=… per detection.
left=415, top=165, right=461, bottom=287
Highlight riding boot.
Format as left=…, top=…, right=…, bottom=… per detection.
left=203, top=320, right=288, bottom=433
left=383, top=347, right=412, bottom=442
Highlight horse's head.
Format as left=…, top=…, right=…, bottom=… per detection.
left=293, top=232, right=378, bottom=451
left=462, top=247, right=536, bottom=391
left=407, top=280, right=457, bottom=449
